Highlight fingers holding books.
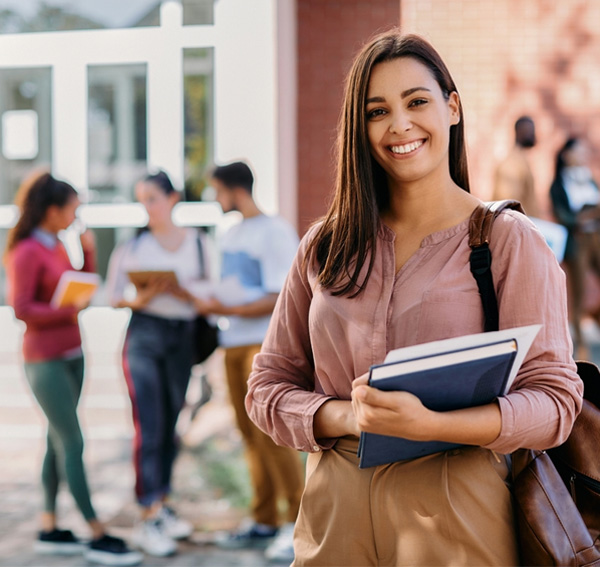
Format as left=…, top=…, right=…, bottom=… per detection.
left=128, top=271, right=197, bottom=304
left=166, top=282, right=194, bottom=302
left=69, top=295, right=90, bottom=323
left=351, top=385, right=431, bottom=441
left=192, top=296, right=231, bottom=316
left=352, top=373, right=369, bottom=388
left=190, top=296, right=215, bottom=315
left=72, top=294, right=92, bottom=311
left=129, top=278, right=171, bottom=309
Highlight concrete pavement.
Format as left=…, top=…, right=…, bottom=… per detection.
left=0, top=307, right=276, bottom=567
left=2, top=306, right=600, bottom=567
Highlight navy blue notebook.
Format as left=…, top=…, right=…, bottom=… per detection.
left=357, top=340, right=518, bottom=468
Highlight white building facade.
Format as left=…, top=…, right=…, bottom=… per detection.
left=0, top=0, right=297, bottom=280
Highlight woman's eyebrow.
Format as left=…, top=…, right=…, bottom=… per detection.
left=401, top=86, right=431, bottom=98
left=366, top=86, right=432, bottom=105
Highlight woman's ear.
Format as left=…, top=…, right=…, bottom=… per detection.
left=169, top=190, right=182, bottom=206
left=448, top=91, right=461, bottom=126
left=44, top=204, right=59, bottom=225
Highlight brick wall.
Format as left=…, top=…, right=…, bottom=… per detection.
left=400, top=0, right=600, bottom=218
left=296, top=0, right=400, bottom=234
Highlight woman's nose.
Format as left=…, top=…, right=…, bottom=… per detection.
left=388, top=111, right=412, bottom=134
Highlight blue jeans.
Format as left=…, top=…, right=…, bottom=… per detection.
left=123, top=312, right=194, bottom=507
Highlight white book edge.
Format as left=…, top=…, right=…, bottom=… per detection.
left=371, top=339, right=517, bottom=381
left=380, top=324, right=541, bottom=394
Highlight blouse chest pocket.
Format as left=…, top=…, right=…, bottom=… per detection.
left=416, top=289, right=484, bottom=343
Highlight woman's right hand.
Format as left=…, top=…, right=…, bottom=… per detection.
left=129, top=278, right=171, bottom=310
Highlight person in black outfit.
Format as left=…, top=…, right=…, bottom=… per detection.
left=550, top=136, right=600, bottom=354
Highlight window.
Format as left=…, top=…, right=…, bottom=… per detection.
left=183, top=48, right=214, bottom=201
left=0, top=67, right=51, bottom=203
left=87, top=64, right=148, bottom=276
left=0, top=0, right=214, bottom=34
left=88, top=64, right=148, bottom=203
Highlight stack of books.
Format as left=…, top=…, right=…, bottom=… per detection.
left=357, top=324, right=541, bottom=468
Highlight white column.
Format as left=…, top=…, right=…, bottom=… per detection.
left=114, top=69, right=137, bottom=197
left=214, top=0, right=278, bottom=215
left=276, top=0, right=298, bottom=229
left=52, top=61, right=88, bottom=194
left=147, top=1, right=185, bottom=189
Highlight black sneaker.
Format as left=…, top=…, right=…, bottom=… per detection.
left=216, top=522, right=279, bottom=550
left=34, top=528, right=85, bottom=555
left=85, top=534, right=143, bottom=566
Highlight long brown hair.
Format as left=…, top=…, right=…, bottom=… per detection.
left=306, top=30, right=470, bottom=297
left=4, top=170, right=78, bottom=258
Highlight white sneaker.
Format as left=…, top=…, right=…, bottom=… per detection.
left=264, top=522, right=295, bottom=563
left=131, top=518, right=177, bottom=557
left=157, top=505, right=193, bottom=540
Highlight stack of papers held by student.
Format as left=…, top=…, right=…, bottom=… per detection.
left=357, top=324, right=541, bottom=468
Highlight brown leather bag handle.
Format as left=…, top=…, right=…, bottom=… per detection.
left=468, top=199, right=524, bottom=248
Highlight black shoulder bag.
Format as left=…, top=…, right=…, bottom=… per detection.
left=193, top=233, right=219, bottom=364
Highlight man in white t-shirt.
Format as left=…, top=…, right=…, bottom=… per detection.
left=195, top=161, right=303, bottom=563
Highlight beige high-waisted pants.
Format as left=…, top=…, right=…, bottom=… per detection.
left=293, top=437, right=518, bottom=566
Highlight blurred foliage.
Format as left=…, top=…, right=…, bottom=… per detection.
left=190, top=437, right=252, bottom=510
left=184, top=72, right=212, bottom=201
left=188, top=435, right=307, bottom=514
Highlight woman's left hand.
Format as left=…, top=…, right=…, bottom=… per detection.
left=168, top=284, right=194, bottom=302
left=197, top=297, right=232, bottom=316
left=351, top=376, right=436, bottom=441
left=79, top=228, right=96, bottom=252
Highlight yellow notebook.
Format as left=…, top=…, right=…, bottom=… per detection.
left=51, top=270, right=101, bottom=308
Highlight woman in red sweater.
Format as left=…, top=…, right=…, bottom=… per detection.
left=4, top=171, right=142, bottom=566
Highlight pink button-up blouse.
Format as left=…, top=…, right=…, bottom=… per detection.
left=246, top=210, right=583, bottom=455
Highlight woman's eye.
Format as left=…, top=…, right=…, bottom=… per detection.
left=367, top=108, right=385, bottom=119
left=409, top=98, right=428, bottom=108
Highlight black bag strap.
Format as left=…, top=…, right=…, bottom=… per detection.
left=468, top=200, right=524, bottom=332
left=196, top=231, right=208, bottom=279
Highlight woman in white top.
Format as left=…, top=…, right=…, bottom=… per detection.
left=106, top=171, right=210, bottom=557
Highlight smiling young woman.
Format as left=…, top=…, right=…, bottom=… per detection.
left=245, top=30, right=582, bottom=566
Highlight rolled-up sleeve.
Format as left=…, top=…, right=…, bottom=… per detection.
left=484, top=211, right=583, bottom=453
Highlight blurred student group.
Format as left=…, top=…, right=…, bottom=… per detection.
left=3, top=0, right=600, bottom=566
